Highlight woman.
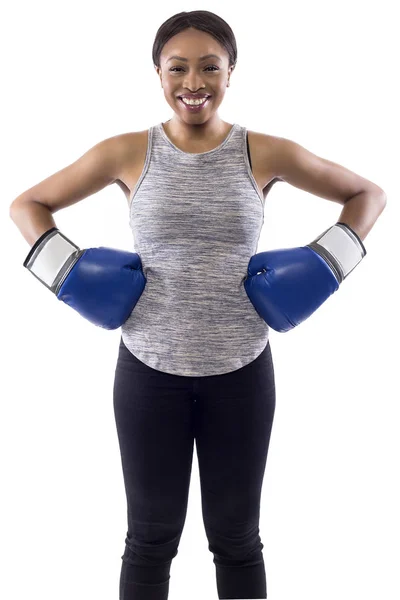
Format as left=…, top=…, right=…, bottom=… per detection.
left=10, top=10, right=387, bottom=600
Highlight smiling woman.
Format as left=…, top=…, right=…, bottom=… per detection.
left=152, top=11, right=237, bottom=146
left=9, top=8, right=387, bottom=600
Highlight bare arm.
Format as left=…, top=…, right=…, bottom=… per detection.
left=9, top=134, right=128, bottom=246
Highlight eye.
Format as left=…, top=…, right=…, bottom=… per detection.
left=169, top=65, right=219, bottom=72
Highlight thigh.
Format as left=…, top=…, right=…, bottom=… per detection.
left=194, top=342, right=276, bottom=525
left=113, top=337, right=196, bottom=529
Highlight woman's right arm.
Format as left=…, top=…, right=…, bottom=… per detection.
left=9, top=134, right=146, bottom=330
left=9, top=134, right=128, bottom=246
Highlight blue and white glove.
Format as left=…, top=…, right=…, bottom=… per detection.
left=23, top=227, right=146, bottom=330
left=244, top=222, right=366, bottom=332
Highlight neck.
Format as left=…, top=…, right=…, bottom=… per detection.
left=164, top=115, right=227, bottom=142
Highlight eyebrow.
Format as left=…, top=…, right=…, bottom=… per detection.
left=167, top=54, right=222, bottom=63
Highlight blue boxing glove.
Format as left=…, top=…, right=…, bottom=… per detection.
left=244, top=222, right=366, bottom=332
left=23, top=227, right=146, bottom=330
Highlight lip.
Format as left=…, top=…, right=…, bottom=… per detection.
left=177, top=92, right=211, bottom=100
left=177, top=94, right=211, bottom=100
left=178, top=96, right=211, bottom=112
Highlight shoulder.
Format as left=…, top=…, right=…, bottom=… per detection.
left=106, top=129, right=149, bottom=158
left=99, top=129, right=149, bottom=175
left=246, top=128, right=289, bottom=183
left=247, top=128, right=306, bottom=181
left=246, top=128, right=276, bottom=156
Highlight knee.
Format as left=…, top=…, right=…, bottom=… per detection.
left=206, top=522, right=264, bottom=566
left=121, top=526, right=181, bottom=568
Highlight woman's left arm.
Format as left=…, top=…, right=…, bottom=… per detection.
left=271, top=136, right=387, bottom=241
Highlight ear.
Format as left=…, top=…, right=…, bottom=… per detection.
left=154, top=65, right=162, bottom=87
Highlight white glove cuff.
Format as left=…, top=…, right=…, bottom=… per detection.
left=308, top=222, right=367, bottom=283
left=23, top=227, right=83, bottom=293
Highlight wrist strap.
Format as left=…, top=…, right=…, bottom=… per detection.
left=308, top=222, right=366, bottom=283
left=23, top=228, right=82, bottom=293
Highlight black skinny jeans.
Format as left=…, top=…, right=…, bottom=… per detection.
left=113, top=336, right=276, bottom=599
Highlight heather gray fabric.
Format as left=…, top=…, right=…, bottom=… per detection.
left=120, top=121, right=270, bottom=376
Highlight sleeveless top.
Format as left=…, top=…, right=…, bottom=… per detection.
left=120, top=121, right=270, bottom=377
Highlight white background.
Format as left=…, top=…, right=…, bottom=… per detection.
left=1, top=1, right=399, bottom=599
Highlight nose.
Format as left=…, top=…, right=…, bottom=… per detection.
left=183, top=71, right=206, bottom=92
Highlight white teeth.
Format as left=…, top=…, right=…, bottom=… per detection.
left=181, top=97, right=208, bottom=105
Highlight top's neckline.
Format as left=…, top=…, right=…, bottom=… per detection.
left=157, top=122, right=238, bottom=156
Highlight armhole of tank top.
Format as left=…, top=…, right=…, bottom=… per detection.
left=243, top=128, right=265, bottom=207
left=246, top=132, right=253, bottom=171
left=128, top=126, right=154, bottom=213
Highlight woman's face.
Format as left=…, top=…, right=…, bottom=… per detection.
left=155, top=27, right=234, bottom=124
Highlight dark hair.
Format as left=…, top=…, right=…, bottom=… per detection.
left=152, top=10, right=237, bottom=70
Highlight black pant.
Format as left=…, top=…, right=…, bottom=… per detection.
left=113, top=336, right=276, bottom=599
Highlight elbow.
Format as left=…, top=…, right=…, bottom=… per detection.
left=10, top=194, right=27, bottom=215
left=10, top=196, right=38, bottom=219
left=9, top=199, right=22, bottom=221
left=377, top=192, right=387, bottom=214
left=376, top=188, right=388, bottom=206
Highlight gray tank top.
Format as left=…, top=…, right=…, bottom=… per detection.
left=120, top=121, right=270, bottom=376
